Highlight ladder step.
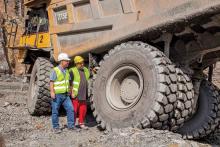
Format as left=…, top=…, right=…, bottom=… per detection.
left=7, top=32, right=16, bottom=35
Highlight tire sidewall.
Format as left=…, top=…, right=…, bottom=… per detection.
left=27, top=59, right=40, bottom=114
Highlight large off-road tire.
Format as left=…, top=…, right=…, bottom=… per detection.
left=205, top=84, right=220, bottom=142
left=91, top=42, right=178, bottom=131
left=177, top=80, right=220, bottom=139
left=27, top=57, right=53, bottom=115
left=217, top=91, right=220, bottom=134
left=170, top=68, right=194, bottom=131
left=212, top=63, right=220, bottom=134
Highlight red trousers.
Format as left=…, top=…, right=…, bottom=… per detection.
left=71, top=99, right=87, bottom=125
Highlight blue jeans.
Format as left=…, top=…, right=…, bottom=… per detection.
left=51, top=94, right=74, bottom=129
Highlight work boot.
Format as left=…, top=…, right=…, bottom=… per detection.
left=68, top=127, right=81, bottom=132
left=79, top=124, right=88, bottom=130
left=53, top=128, right=62, bottom=134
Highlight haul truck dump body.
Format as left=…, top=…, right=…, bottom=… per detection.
left=24, top=0, right=220, bottom=59
left=46, top=0, right=220, bottom=60
left=18, top=0, right=220, bottom=139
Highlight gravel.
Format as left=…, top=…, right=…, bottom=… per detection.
left=0, top=77, right=220, bottom=147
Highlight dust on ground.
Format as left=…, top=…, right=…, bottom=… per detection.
left=0, top=74, right=220, bottom=147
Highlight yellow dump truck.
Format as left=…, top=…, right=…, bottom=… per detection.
left=6, top=0, right=220, bottom=139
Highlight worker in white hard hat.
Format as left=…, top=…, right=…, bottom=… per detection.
left=49, top=53, right=76, bottom=134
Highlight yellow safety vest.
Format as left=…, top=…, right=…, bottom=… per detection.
left=69, top=67, right=90, bottom=97
left=53, top=67, right=70, bottom=94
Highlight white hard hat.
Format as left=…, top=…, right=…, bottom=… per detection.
left=58, top=53, right=71, bottom=61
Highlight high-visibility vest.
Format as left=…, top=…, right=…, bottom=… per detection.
left=70, top=67, right=90, bottom=97
left=53, top=67, right=70, bottom=94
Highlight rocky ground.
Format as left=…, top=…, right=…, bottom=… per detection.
left=0, top=74, right=220, bottom=147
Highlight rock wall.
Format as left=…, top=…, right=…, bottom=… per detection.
left=0, top=0, right=24, bottom=74
left=0, top=26, right=8, bottom=73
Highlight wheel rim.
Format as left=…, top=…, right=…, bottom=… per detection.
left=106, top=65, right=144, bottom=110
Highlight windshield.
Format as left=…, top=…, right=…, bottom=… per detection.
left=24, top=8, right=49, bottom=34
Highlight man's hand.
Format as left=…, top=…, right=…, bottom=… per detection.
left=91, top=67, right=99, bottom=74
left=69, top=85, right=75, bottom=99
left=50, top=81, right=56, bottom=99
left=71, top=93, right=75, bottom=99
left=51, top=92, right=56, bottom=99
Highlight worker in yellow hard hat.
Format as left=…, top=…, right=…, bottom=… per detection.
left=74, top=56, right=84, bottom=65
left=69, top=56, right=90, bottom=130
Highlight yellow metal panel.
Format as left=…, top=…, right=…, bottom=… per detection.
left=19, top=33, right=51, bottom=49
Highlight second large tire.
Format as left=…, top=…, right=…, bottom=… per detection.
left=177, top=80, right=220, bottom=139
left=27, top=57, right=53, bottom=115
left=91, top=42, right=178, bottom=130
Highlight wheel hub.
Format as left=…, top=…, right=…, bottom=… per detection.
left=106, top=65, right=144, bottom=110
left=120, top=75, right=139, bottom=103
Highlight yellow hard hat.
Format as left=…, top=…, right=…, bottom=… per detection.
left=74, top=56, right=84, bottom=64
